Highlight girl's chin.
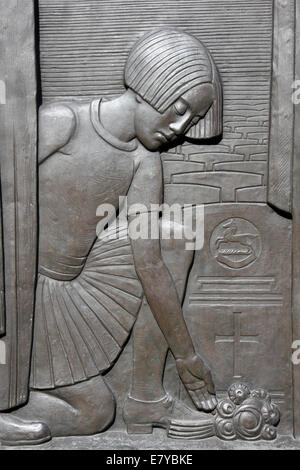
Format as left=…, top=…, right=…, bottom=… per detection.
left=138, top=138, right=161, bottom=151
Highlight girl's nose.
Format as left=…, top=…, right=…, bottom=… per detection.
left=169, top=115, right=191, bottom=135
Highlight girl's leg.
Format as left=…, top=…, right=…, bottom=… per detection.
left=124, top=220, right=195, bottom=431
left=13, top=375, right=115, bottom=437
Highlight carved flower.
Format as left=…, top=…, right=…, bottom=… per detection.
left=228, top=383, right=250, bottom=405
left=251, top=388, right=269, bottom=400
left=215, top=417, right=236, bottom=440
left=217, top=399, right=236, bottom=418
left=261, top=424, right=277, bottom=441
left=233, top=405, right=264, bottom=440
left=261, top=402, right=280, bottom=426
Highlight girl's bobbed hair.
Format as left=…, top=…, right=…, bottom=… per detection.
left=125, top=28, right=223, bottom=140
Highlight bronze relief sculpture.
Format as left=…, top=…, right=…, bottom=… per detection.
left=0, top=0, right=298, bottom=450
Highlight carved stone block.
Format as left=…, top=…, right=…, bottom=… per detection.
left=184, top=204, right=292, bottom=434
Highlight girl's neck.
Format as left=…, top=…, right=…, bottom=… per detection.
left=99, top=90, right=137, bottom=143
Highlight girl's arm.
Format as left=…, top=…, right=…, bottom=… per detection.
left=128, top=152, right=216, bottom=411
left=38, top=103, right=76, bottom=165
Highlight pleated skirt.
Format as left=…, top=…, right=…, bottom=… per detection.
left=30, top=222, right=143, bottom=390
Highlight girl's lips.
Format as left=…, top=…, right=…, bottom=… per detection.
left=156, top=132, right=168, bottom=142
left=156, top=132, right=175, bottom=142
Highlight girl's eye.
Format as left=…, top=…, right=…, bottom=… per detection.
left=174, top=101, right=188, bottom=115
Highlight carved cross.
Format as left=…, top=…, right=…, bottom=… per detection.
left=215, top=311, right=259, bottom=379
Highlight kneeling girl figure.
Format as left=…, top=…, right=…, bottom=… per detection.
left=4, top=28, right=222, bottom=444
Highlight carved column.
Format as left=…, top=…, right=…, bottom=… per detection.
left=268, top=0, right=297, bottom=438
left=293, top=0, right=300, bottom=441
left=268, top=0, right=295, bottom=214
left=0, top=0, right=37, bottom=409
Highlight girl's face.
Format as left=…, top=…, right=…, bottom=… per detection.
left=134, top=83, right=215, bottom=151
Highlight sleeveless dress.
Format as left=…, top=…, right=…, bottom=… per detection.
left=30, top=99, right=143, bottom=390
